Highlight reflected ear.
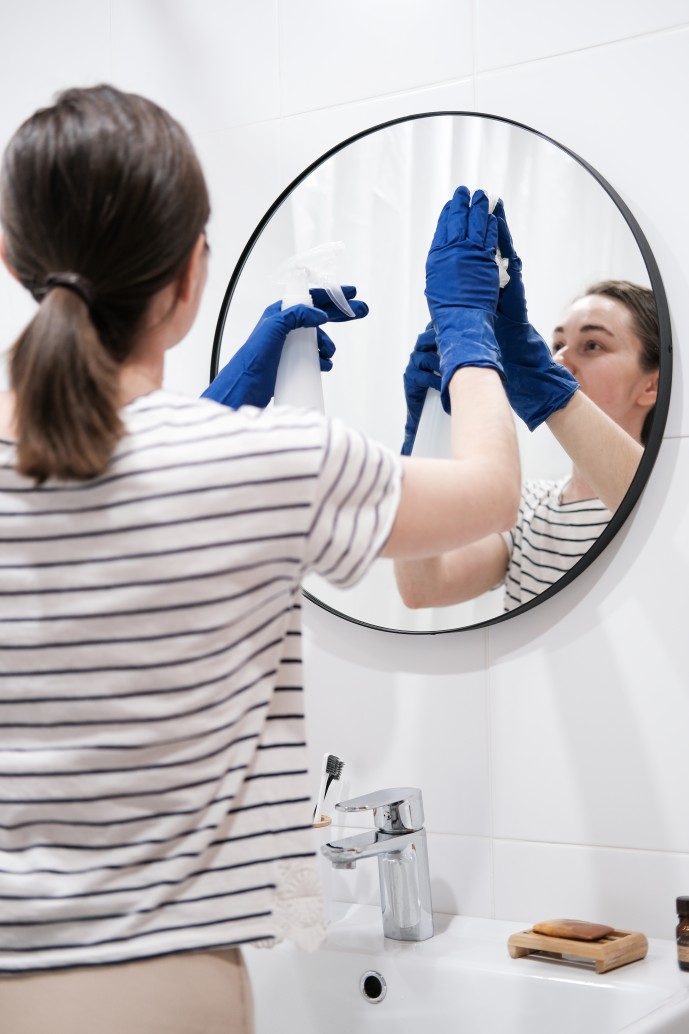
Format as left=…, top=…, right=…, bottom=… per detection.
left=637, top=370, right=659, bottom=409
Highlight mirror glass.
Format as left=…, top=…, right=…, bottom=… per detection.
left=212, top=113, right=670, bottom=634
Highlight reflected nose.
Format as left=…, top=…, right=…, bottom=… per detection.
left=554, top=345, right=575, bottom=372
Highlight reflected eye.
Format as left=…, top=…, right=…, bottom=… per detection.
left=552, top=341, right=565, bottom=353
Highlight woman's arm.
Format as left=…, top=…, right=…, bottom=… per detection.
left=383, top=366, right=520, bottom=558
left=545, top=391, right=642, bottom=513
left=393, top=532, right=510, bottom=608
left=384, top=187, right=521, bottom=563
left=492, top=202, right=639, bottom=513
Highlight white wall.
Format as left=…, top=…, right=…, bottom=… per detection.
left=0, top=0, right=687, bottom=940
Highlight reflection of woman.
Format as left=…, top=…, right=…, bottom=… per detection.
left=0, top=91, right=520, bottom=1033
left=396, top=208, right=659, bottom=613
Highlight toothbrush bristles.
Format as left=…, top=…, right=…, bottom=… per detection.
left=325, top=754, right=344, bottom=778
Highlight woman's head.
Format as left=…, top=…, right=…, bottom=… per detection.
left=0, top=84, right=210, bottom=481
left=552, top=280, right=659, bottom=446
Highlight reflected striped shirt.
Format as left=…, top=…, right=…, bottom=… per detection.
left=502, top=478, right=610, bottom=612
left=0, top=391, right=401, bottom=972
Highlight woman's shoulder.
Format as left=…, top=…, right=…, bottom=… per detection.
left=123, top=389, right=328, bottom=437
left=115, top=390, right=334, bottom=471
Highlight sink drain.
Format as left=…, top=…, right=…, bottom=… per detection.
left=359, top=970, right=387, bottom=1004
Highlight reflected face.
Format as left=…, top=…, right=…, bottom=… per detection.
left=552, top=295, right=658, bottom=440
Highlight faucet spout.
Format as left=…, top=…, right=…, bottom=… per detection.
left=321, top=828, right=418, bottom=868
left=320, top=788, right=434, bottom=942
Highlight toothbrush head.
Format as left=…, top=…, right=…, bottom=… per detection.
left=325, top=754, right=343, bottom=777
left=324, top=754, right=344, bottom=797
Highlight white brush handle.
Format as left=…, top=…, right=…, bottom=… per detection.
left=312, top=753, right=331, bottom=821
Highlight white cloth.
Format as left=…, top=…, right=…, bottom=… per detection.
left=0, top=392, right=402, bottom=972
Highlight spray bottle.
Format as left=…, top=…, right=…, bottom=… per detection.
left=273, top=241, right=355, bottom=411
left=413, top=193, right=509, bottom=457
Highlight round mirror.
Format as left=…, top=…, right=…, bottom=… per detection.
left=211, top=112, right=671, bottom=634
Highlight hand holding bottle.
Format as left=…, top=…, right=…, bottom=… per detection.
left=203, top=286, right=368, bottom=410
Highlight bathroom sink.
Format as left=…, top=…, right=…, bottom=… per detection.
left=244, top=904, right=689, bottom=1034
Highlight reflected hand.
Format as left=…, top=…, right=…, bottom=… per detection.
left=308, top=286, right=369, bottom=327
left=425, top=186, right=504, bottom=412
left=203, top=286, right=368, bottom=409
left=493, top=201, right=579, bottom=430
left=402, top=324, right=440, bottom=456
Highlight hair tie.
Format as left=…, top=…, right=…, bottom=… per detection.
left=43, top=272, right=94, bottom=308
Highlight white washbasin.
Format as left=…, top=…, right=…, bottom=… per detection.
left=244, top=904, right=689, bottom=1034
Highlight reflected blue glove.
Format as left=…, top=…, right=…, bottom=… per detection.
left=401, top=324, right=440, bottom=456
left=493, top=201, right=579, bottom=430
left=203, top=286, right=368, bottom=409
left=425, top=186, right=504, bottom=412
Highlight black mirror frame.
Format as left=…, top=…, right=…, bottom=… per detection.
left=210, top=111, right=672, bottom=636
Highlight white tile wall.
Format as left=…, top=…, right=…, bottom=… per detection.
left=493, top=840, right=689, bottom=940
left=303, top=602, right=492, bottom=836
left=476, top=0, right=689, bottom=72
left=0, top=1, right=111, bottom=153
left=0, top=0, right=687, bottom=945
left=485, top=436, right=689, bottom=935
left=488, top=420, right=689, bottom=855
left=278, top=0, right=474, bottom=116
left=111, top=0, right=281, bottom=134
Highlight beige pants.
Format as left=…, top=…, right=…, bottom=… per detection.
left=0, top=948, right=254, bottom=1034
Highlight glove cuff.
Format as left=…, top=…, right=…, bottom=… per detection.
left=493, top=315, right=580, bottom=429
left=520, top=377, right=579, bottom=431
left=436, top=309, right=504, bottom=413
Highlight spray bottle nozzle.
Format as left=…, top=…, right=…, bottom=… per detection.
left=322, top=284, right=356, bottom=318
left=273, top=241, right=356, bottom=316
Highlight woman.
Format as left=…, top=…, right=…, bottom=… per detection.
left=0, top=89, right=528, bottom=1032
left=395, top=215, right=658, bottom=613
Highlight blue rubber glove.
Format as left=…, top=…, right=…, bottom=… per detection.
left=493, top=201, right=579, bottom=430
left=203, top=286, right=368, bottom=409
left=425, top=185, right=504, bottom=412
left=401, top=324, right=440, bottom=456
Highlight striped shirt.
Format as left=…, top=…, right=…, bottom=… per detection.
left=502, top=478, right=610, bottom=612
left=0, top=391, right=401, bottom=972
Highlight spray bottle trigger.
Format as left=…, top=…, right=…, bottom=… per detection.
left=323, top=284, right=356, bottom=318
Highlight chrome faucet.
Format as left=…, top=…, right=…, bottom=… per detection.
left=321, top=787, right=434, bottom=941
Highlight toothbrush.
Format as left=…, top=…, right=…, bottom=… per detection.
left=312, top=753, right=344, bottom=822
left=323, top=754, right=344, bottom=804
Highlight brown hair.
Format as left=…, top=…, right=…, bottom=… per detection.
left=0, top=85, right=210, bottom=482
left=584, top=280, right=660, bottom=446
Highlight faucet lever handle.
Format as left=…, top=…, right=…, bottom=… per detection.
left=335, top=787, right=424, bottom=833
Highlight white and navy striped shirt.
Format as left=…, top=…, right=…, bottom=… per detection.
left=502, top=478, right=610, bottom=612
left=0, top=391, right=401, bottom=972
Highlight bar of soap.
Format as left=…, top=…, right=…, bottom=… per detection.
left=532, top=919, right=614, bottom=941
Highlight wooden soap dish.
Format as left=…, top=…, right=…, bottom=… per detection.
left=508, top=927, right=648, bottom=974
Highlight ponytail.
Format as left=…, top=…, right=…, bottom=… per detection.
left=11, top=286, right=122, bottom=482
left=0, top=85, right=210, bottom=482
